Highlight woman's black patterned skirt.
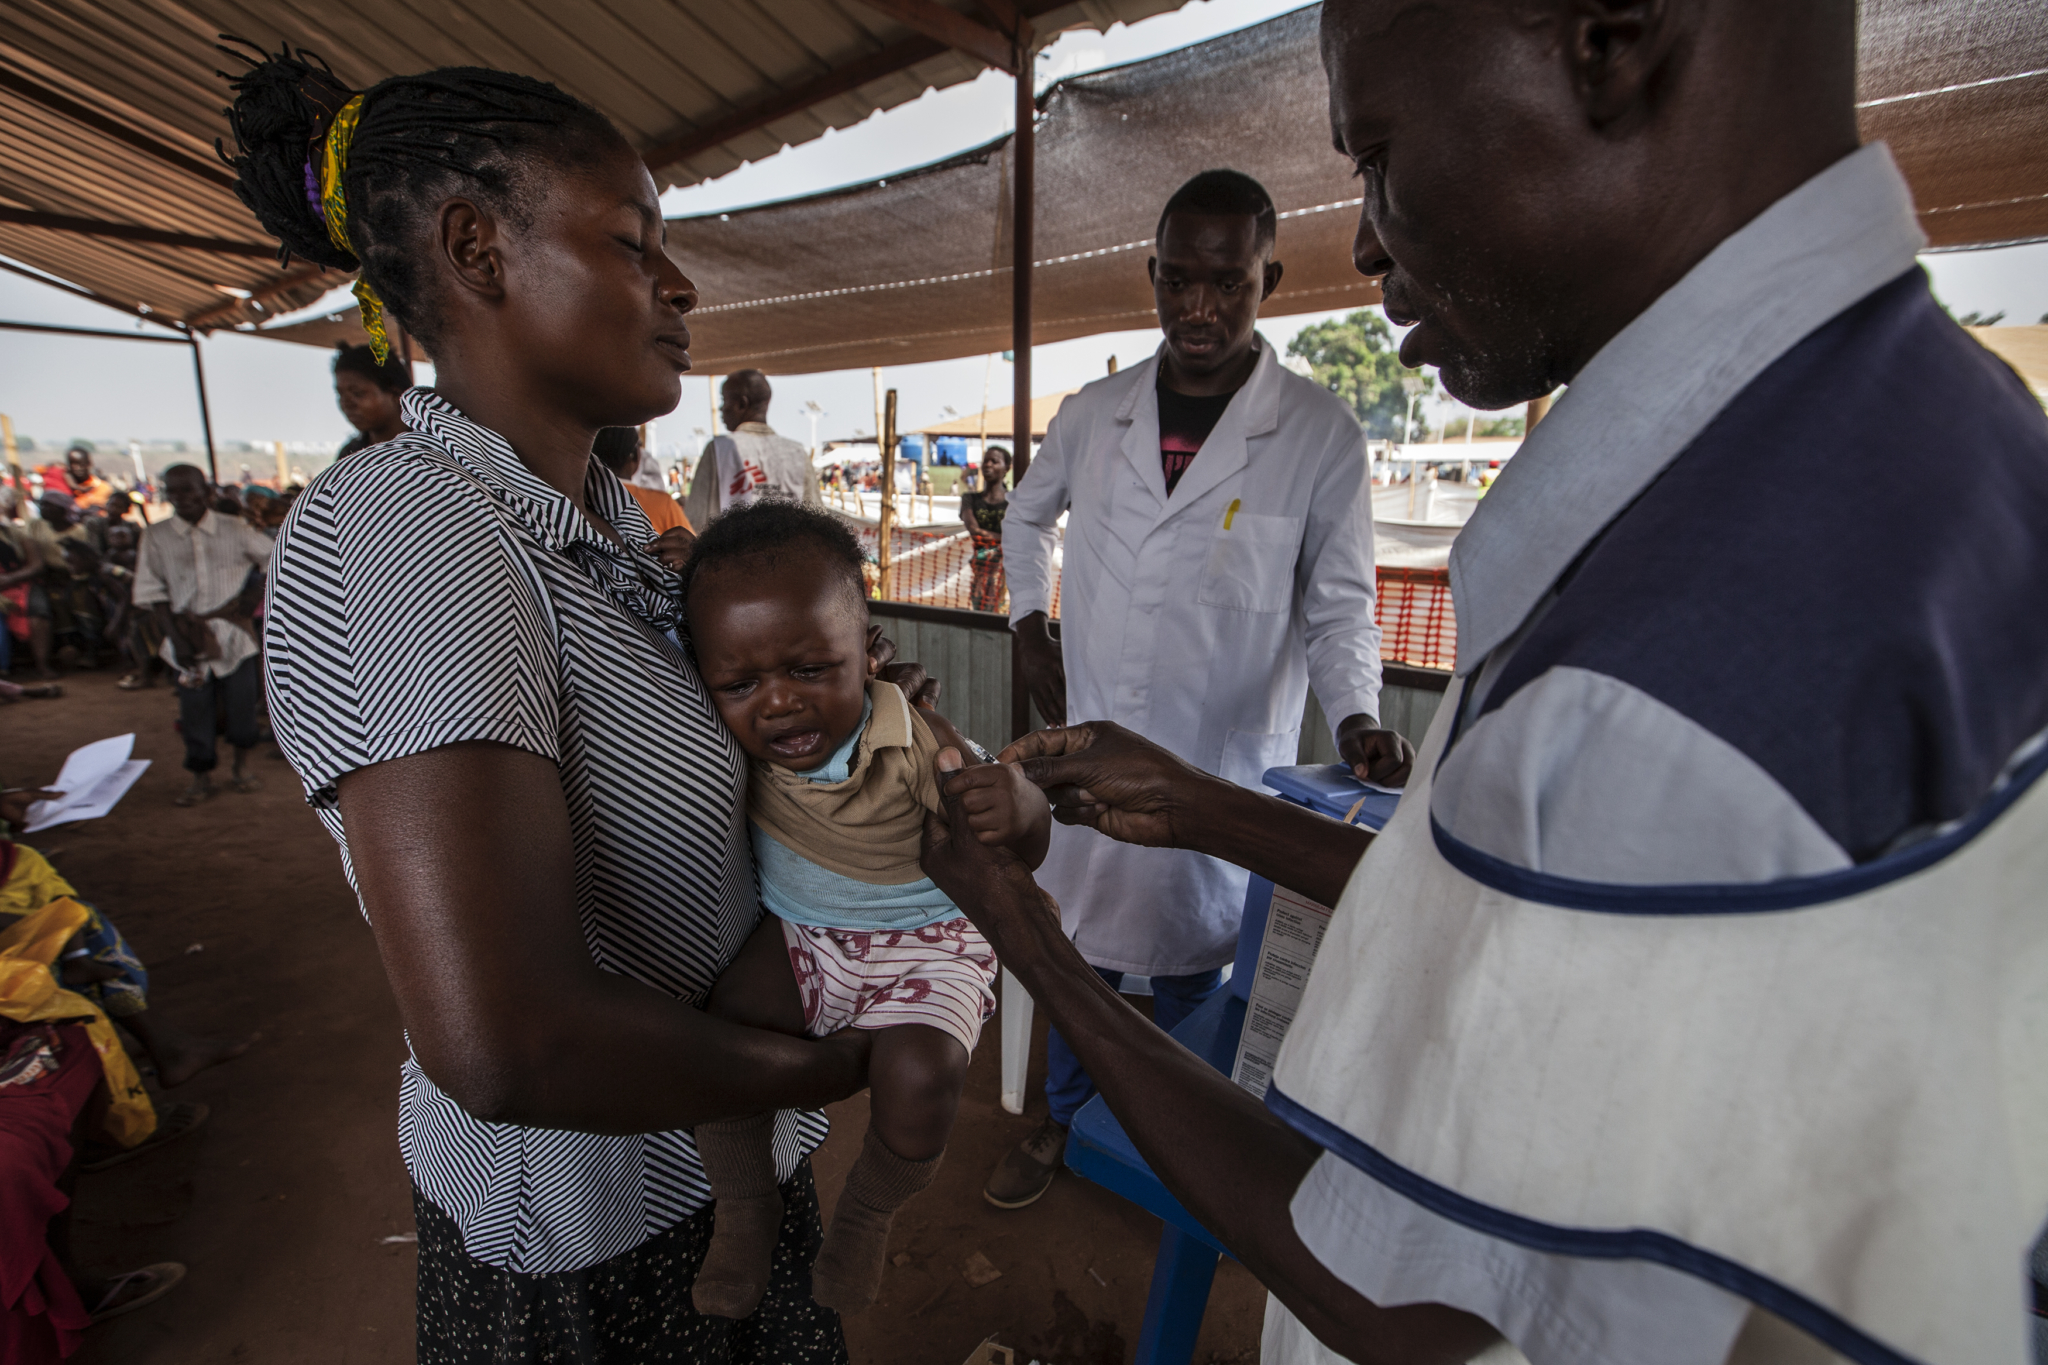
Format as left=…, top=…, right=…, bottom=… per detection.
left=414, top=1160, right=848, bottom=1364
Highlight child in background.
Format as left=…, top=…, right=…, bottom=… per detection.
left=681, top=501, right=1049, bottom=1316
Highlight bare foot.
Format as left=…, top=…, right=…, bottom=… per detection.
left=154, top=1031, right=254, bottom=1088
left=126, top=1014, right=253, bottom=1087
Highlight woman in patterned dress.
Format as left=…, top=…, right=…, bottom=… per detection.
left=958, top=446, right=1011, bottom=614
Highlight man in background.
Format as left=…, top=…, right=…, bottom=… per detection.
left=62, top=446, right=112, bottom=513
left=989, top=170, right=1412, bottom=1208
left=131, top=465, right=272, bottom=806
left=25, top=492, right=102, bottom=668
left=684, top=369, right=821, bottom=529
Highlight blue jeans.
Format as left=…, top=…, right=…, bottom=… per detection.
left=1045, top=966, right=1224, bottom=1126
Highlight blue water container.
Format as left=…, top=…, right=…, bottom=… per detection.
left=1229, top=765, right=1402, bottom=1001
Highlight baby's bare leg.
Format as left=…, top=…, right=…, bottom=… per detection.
left=868, top=1024, right=969, bottom=1161
left=693, top=916, right=807, bottom=1318
left=812, top=1024, right=968, bottom=1312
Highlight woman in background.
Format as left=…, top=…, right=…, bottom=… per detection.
left=593, top=426, right=694, bottom=568
left=958, top=445, right=1011, bottom=614
left=332, top=342, right=410, bottom=458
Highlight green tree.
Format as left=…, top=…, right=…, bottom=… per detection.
left=1287, top=310, right=1435, bottom=439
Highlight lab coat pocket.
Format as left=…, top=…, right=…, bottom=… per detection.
left=1221, top=726, right=1301, bottom=790
left=1197, top=512, right=1304, bottom=614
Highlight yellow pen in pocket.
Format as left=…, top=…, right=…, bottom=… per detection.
left=1224, top=497, right=1241, bottom=530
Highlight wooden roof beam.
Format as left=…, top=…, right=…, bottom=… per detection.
left=856, top=0, right=1016, bottom=73
left=184, top=261, right=337, bottom=330
left=641, top=0, right=1054, bottom=178
left=643, top=35, right=948, bottom=176
left=0, top=67, right=237, bottom=192
left=0, top=208, right=278, bottom=259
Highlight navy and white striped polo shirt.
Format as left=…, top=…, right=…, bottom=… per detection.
left=1265, top=144, right=2048, bottom=1365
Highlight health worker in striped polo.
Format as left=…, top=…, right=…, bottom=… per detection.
left=224, top=44, right=890, bottom=1363
left=926, top=0, right=2048, bottom=1361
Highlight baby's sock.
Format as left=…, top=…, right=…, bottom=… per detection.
left=691, top=1112, right=785, bottom=1319
left=810, top=1126, right=942, bottom=1312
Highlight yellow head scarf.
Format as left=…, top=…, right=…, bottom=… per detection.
left=317, top=94, right=394, bottom=364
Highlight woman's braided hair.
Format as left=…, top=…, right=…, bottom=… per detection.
left=216, top=39, right=621, bottom=351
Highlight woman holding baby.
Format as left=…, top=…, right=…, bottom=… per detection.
left=227, top=46, right=1035, bottom=1364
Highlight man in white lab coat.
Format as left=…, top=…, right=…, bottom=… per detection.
left=683, top=369, right=822, bottom=529
left=987, top=170, right=1413, bottom=1207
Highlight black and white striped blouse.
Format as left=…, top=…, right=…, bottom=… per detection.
left=264, top=389, right=825, bottom=1274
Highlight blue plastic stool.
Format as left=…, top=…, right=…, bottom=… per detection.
left=1061, top=764, right=1399, bottom=1365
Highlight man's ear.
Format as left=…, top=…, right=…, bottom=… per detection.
left=437, top=197, right=506, bottom=302
left=1146, top=255, right=1158, bottom=286
left=1261, top=258, right=1285, bottom=302
left=1568, top=0, right=1681, bottom=129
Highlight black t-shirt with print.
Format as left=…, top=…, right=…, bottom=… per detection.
left=1157, top=370, right=1236, bottom=496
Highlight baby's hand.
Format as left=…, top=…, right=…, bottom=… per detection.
left=945, top=759, right=1053, bottom=869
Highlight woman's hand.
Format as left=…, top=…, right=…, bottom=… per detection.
left=0, top=788, right=61, bottom=826
left=997, top=721, right=1229, bottom=850
left=866, top=623, right=940, bottom=706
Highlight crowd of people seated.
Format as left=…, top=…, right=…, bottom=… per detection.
left=0, top=450, right=301, bottom=693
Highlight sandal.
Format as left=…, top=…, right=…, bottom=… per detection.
left=172, top=782, right=214, bottom=808
left=89, top=1262, right=186, bottom=1324
left=116, top=674, right=148, bottom=691
left=82, top=1101, right=209, bottom=1173
left=227, top=773, right=262, bottom=794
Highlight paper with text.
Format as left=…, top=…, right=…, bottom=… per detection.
left=1230, top=884, right=1334, bottom=1099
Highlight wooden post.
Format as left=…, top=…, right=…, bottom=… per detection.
left=1011, top=33, right=1034, bottom=486
left=186, top=329, right=218, bottom=483
left=1526, top=391, right=1552, bottom=429
left=274, top=440, right=289, bottom=488
left=1, top=413, right=19, bottom=497
left=879, top=387, right=898, bottom=599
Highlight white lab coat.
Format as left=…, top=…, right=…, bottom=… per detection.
left=1003, top=339, right=1384, bottom=975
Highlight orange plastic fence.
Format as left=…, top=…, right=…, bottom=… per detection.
left=852, top=523, right=1455, bottom=671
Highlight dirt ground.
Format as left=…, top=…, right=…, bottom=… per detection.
left=11, top=671, right=1264, bottom=1365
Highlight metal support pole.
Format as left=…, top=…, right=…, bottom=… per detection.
left=186, top=329, right=218, bottom=483
left=1010, top=35, right=1034, bottom=486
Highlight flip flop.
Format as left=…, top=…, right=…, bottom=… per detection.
left=227, top=774, right=262, bottom=794
left=172, top=783, right=214, bottom=807
left=81, top=1101, right=209, bottom=1174
left=90, top=1262, right=186, bottom=1324
left=116, top=674, right=148, bottom=690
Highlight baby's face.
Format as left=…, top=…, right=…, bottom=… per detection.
left=691, top=556, right=874, bottom=772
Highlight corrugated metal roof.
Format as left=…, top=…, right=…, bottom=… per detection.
left=3, top=0, right=2042, bottom=357
left=0, top=0, right=1183, bottom=331
left=257, top=0, right=2048, bottom=375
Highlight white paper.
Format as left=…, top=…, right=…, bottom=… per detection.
left=1230, top=884, right=1334, bottom=1099
left=22, top=734, right=150, bottom=832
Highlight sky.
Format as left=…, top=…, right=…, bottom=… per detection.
left=3, top=0, right=2046, bottom=460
